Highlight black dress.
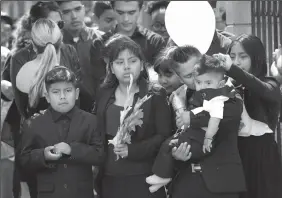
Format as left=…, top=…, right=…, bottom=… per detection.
left=227, top=64, right=282, bottom=198
left=101, top=103, right=166, bottom=198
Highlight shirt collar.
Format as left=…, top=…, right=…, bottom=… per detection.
left=49, top=106, right=77, bottom=122
left=63, top=25, right=89, bottom=43
left=113, top=25, right=144, bottom=38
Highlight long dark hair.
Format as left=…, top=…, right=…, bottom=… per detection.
left=101, top=34, right=146, bottom=88
left=227, top=34, right=268, bottom=78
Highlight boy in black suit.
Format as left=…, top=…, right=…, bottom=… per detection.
left=19, top=66, right=104, bottom=198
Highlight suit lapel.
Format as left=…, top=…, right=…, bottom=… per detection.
left=97, top=87, right=116, bottom=137
left=134, top=78, right=152, bottom=134
left=66, top=107, right=81, bottom=142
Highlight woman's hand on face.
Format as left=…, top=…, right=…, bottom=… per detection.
left=172, top=142, right=192, bottom=161
left=213, top=53, right=233, bottom=71
left=114, top=144, right=128, bottom=158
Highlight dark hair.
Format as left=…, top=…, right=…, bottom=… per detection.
left=1, top=12, right=14, bottom=28
left=110, top=1, right=143, bottom=10
left=227, top=34, right=267, bottom=78
left=193, top=54, right=225, bottom=77
left=168, top=45, right=201, bottom=65
left=146, top=1, right=169, bottom=15
left=93, top=1, right=113, bottom=18
left=222, top=11, right=226, bottom=21
left=101, top=34, right=146, bottom=88
left=56, top=1, right=72, bottom=6
left=154, top=47, right=178, bottom=75
left=29, top=1, right=61, bottom=25
left=208, top=1, right=217, bottom=9
left=45, top=66, right=78, bottom=91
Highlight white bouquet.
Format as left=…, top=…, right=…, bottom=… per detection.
left=108, top=74, right=152, bottom=160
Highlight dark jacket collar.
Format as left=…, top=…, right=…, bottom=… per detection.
left=49, top=105, right=77, bottom=122
left=113, top=25, right=144, bottom=38
left=62, top=25, right=91, bottom=42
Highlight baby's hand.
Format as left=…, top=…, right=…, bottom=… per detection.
left=203, top=138, right=213, bottom=153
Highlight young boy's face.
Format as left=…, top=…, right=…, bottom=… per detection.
left=158, top=69, right=182, bottom=94
left=45, top=82, right=79, bottom=113
left=194, top=71, right=225, bottom=91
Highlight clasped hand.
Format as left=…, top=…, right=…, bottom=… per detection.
left=176, top=111, right=190, bottom=129
left=44, top=142, right=71, bottom=161
left=113, top=144, right=128, bottom=159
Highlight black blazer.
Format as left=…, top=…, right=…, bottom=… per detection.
left=227, top=64, right=281, bottom=132
left=176, top=92, right=246, bottom=194
left=94, top=79, right=172, bottom=192
left=18, top=107, right=103, bottom=198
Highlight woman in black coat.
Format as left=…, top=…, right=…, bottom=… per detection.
left=223, top=34, right=282, bottom=198
left=94, top=34, right=172, bottom=198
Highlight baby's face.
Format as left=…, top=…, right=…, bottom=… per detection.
left=194, top=72, right=224, bottom=91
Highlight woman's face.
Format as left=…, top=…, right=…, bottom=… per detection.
left=111, top=49, right=143, bottom=85
left=229, top=42, right=252, bottom=72
left=158, top=70, right=182, bottom=94
left=47, top=11, right=62, bottom=23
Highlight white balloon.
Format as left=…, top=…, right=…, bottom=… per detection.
left=165, top=1, right=216, bottom=54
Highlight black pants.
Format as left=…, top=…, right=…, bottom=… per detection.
left=152, top=128, right=206, bottom=178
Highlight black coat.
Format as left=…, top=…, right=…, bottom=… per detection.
left=172, top=93, right=246, bottom=194
left=18, top=107, right=104, bottom=198
left=94, top=79, right=173, bottom=194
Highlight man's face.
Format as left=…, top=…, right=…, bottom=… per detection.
left=98, top=9, right=117, bottom=32
left=60, top=1, right=85, bottom=32
left=113, top=1, right=140, bottom=32
left=174, top=56, right=201, bottom=90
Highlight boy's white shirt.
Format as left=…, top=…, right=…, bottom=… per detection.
left=175, top=78, right=273, bottom=136
left=191, top=79, right=233, bottom=119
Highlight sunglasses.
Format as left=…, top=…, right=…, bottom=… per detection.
left=57, top=20, right=65, bottom=29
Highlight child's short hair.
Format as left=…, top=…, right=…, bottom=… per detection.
left=45, top=66, right=78, bottom=91
left=193, top=54, right=225, bottom=77
left=93, top=1, right=112, bottom=18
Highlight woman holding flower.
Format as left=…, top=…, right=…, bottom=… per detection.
left=94, top=34, right=172, bottom=198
